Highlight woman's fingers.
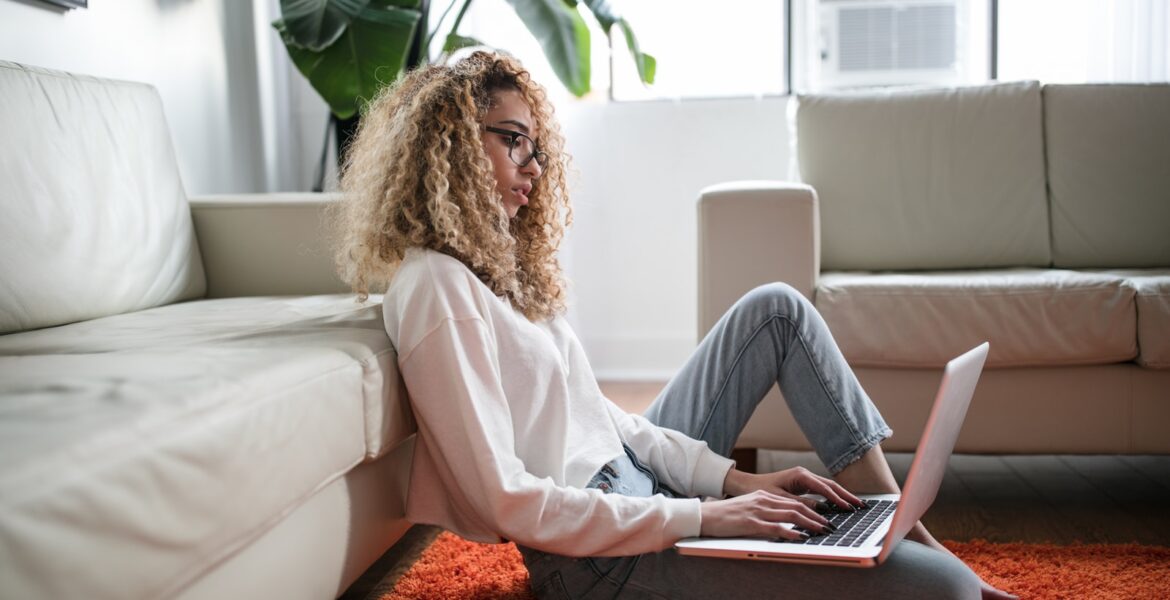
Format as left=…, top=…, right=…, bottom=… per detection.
left=805, top=478, right=856, bottom=509
left=703, top=490, right=857, bottom=539
left=821, top=474, right=865, bottom=506
left=776, top=508, right=832, bottom=534
left=774, top=489, right=820, bottom=510
left=792, top=471, right=865, bottom=509
left=769, top=520, right=810, bottom=541
left=758, top=493, right=831, bottom=532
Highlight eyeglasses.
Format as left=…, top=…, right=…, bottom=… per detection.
left=485, top=126, right=549, bottom=168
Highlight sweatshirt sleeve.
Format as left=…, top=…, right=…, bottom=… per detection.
left=603, top=399, right=735, bottom=500
left=399, top=316, right=705, bottom=557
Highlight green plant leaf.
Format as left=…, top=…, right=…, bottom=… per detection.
left=370, top=0, right=421, bottom=8
left=578, top=0, right=614, bottom=28
left=276, top=4, right=421, bottom=119
left=443, top=33, right=486, bottom=53
left=581, top=0, right=654, bottom=85
left=618, top=20, right=655, bottom=84
left=503, top=0, right=591, bottom=97
left=279, top=0, right=371, bottom=51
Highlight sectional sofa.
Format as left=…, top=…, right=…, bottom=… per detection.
left=0, top=62, right=415, bottom=598
left=699, top=81, right=1170, bottom=455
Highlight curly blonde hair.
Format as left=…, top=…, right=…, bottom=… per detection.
left=332, top=51, right=572, bottom=321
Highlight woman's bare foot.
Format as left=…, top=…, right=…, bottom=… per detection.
left=908, top=523, right=1018, bottom=600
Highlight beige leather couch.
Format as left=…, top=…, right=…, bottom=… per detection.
left=699, top=81, right=1170, bottom=456
left=0, top=63, right=416, bottom=598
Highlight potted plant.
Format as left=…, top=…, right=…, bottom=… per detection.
left=273, top=0, right=655, bottom=189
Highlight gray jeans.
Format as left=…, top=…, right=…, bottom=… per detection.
left=518, top=283, right=981, bottom=599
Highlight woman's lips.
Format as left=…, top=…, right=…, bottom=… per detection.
left=512, top=188, right=529, bottom=205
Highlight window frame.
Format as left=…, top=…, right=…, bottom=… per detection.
left=608, top=0, right=1002, bottom=102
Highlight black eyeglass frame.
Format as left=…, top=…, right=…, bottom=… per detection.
left=485, top=126, right=549, bottom=168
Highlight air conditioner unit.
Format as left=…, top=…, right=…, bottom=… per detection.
left=817, top=0, right=964, bottom=89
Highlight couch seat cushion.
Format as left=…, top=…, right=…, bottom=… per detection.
left=0, top=295, right=410, bottom=599
left=1094, top=270, right=1170, bottom=369
left=815, top=270, right=1137, bottom=368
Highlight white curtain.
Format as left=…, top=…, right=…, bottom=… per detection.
left=999, top=0, right=1170, bottom=84
left=1095, top=0, right=1170, bottom=82
left=250, top=0, right=333, bottom=192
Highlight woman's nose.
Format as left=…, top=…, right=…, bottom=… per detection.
left=522, top=158, right=542, bottom=179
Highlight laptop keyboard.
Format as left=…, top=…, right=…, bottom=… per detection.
left=782, top=499, right=899, bottom=547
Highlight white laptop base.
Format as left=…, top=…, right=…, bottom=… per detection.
left=675, top=342, right=989, bottom=568
left=676, top=492, right=900, bottom=567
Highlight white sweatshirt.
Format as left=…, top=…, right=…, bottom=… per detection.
left=381, top=248, right=734, bottom=557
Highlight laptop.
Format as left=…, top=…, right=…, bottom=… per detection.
left=675, top=342, right=989, bottom=568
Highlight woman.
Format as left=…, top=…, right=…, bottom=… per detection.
left=334, top=51, right=1013, bottom=600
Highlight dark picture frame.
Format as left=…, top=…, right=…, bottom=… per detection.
left=38, top=0, right=87, bottom=8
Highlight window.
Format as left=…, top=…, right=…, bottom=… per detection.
left=792, top=0, right=992, bottom=92
left=611, top=0, right=995, bottom=98
left=997, top=0, right=1170, bottom=83
left=445, top=0, right=1166, bottom=103
left=609, top=0, right=788, bottom=100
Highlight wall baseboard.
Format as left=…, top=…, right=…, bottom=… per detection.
left=592, top=368, right=676, bottom=382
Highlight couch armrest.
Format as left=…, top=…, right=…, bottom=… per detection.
left=697, top=181, right=820, bottom=338
left=189, top=193, right=350, bottom=298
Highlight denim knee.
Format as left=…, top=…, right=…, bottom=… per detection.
left=735, top=282, right=809, bottom=321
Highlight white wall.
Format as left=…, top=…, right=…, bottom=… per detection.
left=0, top=0, right=267, bottom=195
left=558, top=96, right=794, bottom=380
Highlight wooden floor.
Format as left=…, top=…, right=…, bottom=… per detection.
left=601, top=381, right=1170, bottom=546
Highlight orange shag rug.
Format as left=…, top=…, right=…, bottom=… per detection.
left=381, top=532, right=1170, bottom=600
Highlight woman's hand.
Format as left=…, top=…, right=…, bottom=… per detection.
left=699, top=490, right=833, bottom=540
left=722, top=467, right=865, bottom=512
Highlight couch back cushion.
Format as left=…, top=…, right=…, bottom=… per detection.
left=0, top=62, right=205, bottom=334
left=797, top=81, right=1051, bottom=271
left=1044, top=84, right=1170, bottom=268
